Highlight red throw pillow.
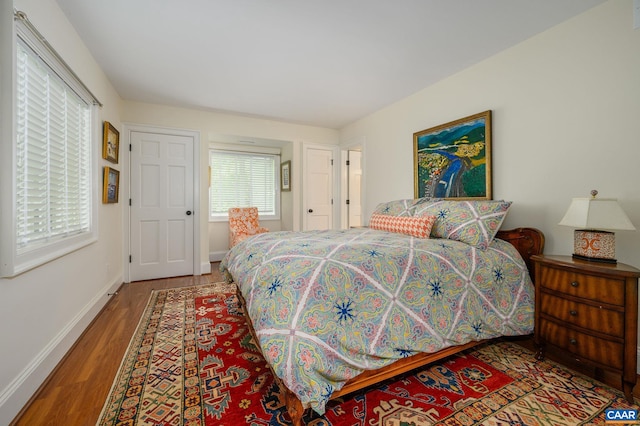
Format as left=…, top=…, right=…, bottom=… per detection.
left=369, top=214, right=437, bottom=239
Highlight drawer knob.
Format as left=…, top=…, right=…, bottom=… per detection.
left=570, top=338, right=577, bottom=345
left=570, top=281, right=579, bottom=287
left=570, top=310, right=578, bottom=316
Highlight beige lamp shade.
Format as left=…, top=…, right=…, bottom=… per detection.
left=558, top=197, right=636, bottom=231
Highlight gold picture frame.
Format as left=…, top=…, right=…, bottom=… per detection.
left=281, top=160, right=291, bottom=192
left=413, top=110, right=492, bottom=200
left=103, top=167, right=120, bottom=204
left=102, top=121, right=119, bottom=164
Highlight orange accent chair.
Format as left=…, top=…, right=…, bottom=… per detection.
left=228, top=207, right=269, bottom=248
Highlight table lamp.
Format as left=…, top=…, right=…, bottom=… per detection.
left=558, top=190, right=635, bottom=263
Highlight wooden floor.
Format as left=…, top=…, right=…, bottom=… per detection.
left=11, top=263, right=640, bottom=425
left=11, top=264, right=225, bottom=426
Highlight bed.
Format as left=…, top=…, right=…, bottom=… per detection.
left=220, top=198, right=544, bottom=425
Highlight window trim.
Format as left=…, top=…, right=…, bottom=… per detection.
left=0, top=11, right=100, bottom=277
left=208, top=146, right=281, bottom=223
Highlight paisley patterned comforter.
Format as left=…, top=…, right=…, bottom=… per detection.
left=220, top=228, right=535, bottom=415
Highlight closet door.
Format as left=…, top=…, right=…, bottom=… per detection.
left=304, top=146, right=334, bottom=230
left=130, top=130, right=194, bottom=281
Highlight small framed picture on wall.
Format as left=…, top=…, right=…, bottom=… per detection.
left=281, top=160, right=291, bottom=192
left=103, top=167, right=120, bottom=203
left=102, top=121, right=119, bottom=164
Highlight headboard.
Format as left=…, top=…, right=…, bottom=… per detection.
left=496, top=227, right=545, bottom=282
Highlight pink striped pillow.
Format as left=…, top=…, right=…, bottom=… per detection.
left=369, top=214, right=437, bottom=239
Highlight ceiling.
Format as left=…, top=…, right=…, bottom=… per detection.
left=55, top=0, right=604, bottom=129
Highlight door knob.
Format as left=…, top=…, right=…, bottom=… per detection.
left=308, top=209, right=314, bottom=213
left=186, top=210, right=192, bottom=215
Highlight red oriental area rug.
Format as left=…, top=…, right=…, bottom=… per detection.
left=97, top=284, right=638, bottom=425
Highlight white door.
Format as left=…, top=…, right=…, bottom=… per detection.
left=348, top=150, right=362, bottom=227
left=304, top=147, right=333, bottom=230
left=130, top=131, right=194, bottom=281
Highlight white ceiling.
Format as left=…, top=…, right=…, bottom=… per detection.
left=55, top=0, right=604, bottom=129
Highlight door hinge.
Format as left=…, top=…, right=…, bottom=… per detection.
left=129, top=144, right=132, bottom=151
left=331, top=199, right=334, bottom=205
left=129, top=199, right=132, bottom=206
left=331, top=159, right=334, bottom=166
left=346, top=199, right=350, bottom=205
left=346, top=160, right=350, bottom=166
left=129, top=255, right=132, bottom=263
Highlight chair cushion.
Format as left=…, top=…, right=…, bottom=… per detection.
left=228, top=207, right=268, bottom=247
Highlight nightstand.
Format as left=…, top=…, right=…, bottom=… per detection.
left=532, top=254, right=640, bottom=403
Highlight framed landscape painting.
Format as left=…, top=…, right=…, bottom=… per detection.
left=413, top=110, right=492, bottom=200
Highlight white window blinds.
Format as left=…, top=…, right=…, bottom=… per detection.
left=16, top=40, right=93, bottom=251
left=209, top=150, right=279, bottom=220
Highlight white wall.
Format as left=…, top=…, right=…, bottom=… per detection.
left=340, top=0, right=640, bottom=269
left=0, top=1, right=124, bottom=423
left=120, top=101, right=339, bottom=261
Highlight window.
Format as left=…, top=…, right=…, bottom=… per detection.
left=209, top=150, right=280, bottom=221
left=1, top=13, right=100, bottom=277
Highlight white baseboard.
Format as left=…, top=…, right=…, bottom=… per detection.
left=200, top=261, right=211, bottom=275
left=209, top=250, right=228, bottom=262
left=0, top=276, right=122, bottom=425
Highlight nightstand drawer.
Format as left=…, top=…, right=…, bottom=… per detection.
left=539, top=319, right=623, bottom=370
left=539, top=292, right=624, bottom=337
left=539, top=266, right=624, bottom=305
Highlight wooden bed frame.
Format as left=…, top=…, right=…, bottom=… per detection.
left=237, top=227, right=545, bottom=425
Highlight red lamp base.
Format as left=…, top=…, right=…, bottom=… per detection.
left=572, top=229, right=617, bottom=264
